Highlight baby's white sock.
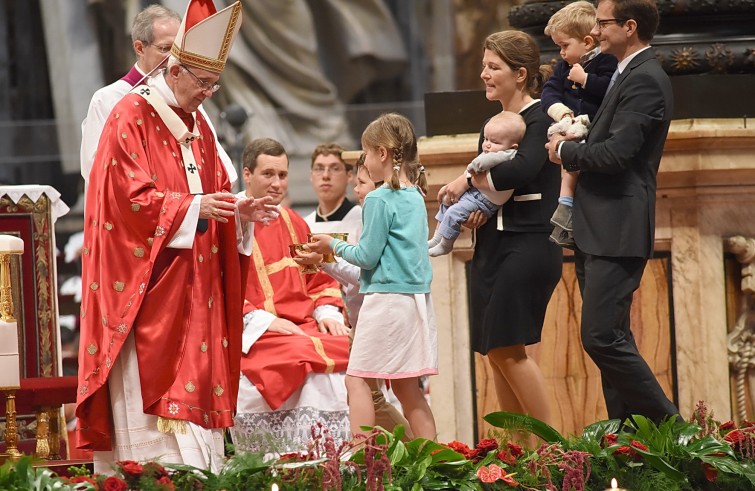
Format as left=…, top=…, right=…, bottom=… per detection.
left=428, top=237, right=454, bottom=257
left=427, top=231, right=442, bottom=249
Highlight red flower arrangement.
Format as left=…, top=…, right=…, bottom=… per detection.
left=445, top=440, right=479, bottom=461
left=495, top=442, right=524, bottom=465
left=701, top=462, right=718, bottom=482
left=612, top=440, right=648, bottom=461
left=102, top=476, right=129, bottom=491
left=475, top=438, right=499, bottom=456
left=69, top=476, right=99, bottom=487
left=476, top=463, right=519, bottom=486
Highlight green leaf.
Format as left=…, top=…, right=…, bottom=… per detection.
left=581, top=419, right=622, bottom=441
left=389, top=440, right=408, bottom=466
left=484, top=411, right=566, bottom=444
left=700, top=455, right=755, bottom=487
left=630, top=446, right=686, bottom=482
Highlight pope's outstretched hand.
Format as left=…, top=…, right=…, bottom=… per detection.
left=236, top=195, right=278, bottom=224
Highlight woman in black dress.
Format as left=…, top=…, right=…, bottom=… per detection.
left=440, top=30, right=562, bottom=425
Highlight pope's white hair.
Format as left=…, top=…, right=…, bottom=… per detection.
left=166, top=55, right=180, bottom=70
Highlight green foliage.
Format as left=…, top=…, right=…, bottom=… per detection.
left=0, top=457, right=86, bottom=491
left=484, top=411, right=567, bottom=445
left=5, top=409, right=755, bottom=490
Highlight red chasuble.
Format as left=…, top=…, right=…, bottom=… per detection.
left=75, top=92, right=248, bottom=451
left=241, top=208, right=349, bottom=409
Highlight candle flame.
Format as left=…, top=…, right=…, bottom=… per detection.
left=611, top=478, right=618, bottom=489
left=272, top=484, right=279, bottom=491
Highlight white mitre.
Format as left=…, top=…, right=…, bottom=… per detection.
left=170, top=0, right=242, bottom=74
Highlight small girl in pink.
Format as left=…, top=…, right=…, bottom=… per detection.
left=308, top=113, right=438, bottom=441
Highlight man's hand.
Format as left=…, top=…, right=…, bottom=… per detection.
left=200, top=192, right=238, bottom=223
left=236, top=195, right=278, bottom=224
left=318, top=318, right=350, bottom=336
left=462, top=210, right=488, bottom=229
left=304, top=234, right=332, bottom=255
left=438, top=174, right=469, bottom=206
left=267, top=318, right=305, bottom=335
left=546, top=135, right=566, bottom=164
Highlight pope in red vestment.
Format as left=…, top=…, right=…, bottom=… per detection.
left=74, top=2, right=275, bottom=459
left=76, top=86, right=248, bottom=450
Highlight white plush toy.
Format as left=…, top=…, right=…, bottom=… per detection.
left=547, top=114, right=591, bottom=140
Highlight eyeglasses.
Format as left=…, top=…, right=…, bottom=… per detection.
left=595, top=18, right=626, bottom=29
left=149, top=43, right=172, bottom=54
left=312, top=165, right=347, bottom=175
left=180, top=64, right=221, bottom=93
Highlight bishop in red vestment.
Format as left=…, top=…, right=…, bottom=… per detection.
left=75, top=0, right=275, bottom=469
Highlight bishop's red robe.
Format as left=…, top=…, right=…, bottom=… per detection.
left=76, top=91, right=248, bottom=451
left=241, top=207, right=350, bottom=409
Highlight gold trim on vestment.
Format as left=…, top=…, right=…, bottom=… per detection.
left=309, top=288, right=343, bottom=302
left=310, top=336, right=335, bottom=373
left=252, top=242, right=277, bottom=315
left=265, top=257, right=298, bottom=276
left=278, top=209, right=308, bottom=290
left=157, top=416, right=187, bottom=435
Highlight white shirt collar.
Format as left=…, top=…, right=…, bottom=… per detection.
left=617, top=46, right=652, bottom=74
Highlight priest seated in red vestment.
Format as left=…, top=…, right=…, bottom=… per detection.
left=230, top=138, right=351, bottom=453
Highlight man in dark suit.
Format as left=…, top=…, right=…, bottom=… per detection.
left=546, top=0, right=680, bottom=423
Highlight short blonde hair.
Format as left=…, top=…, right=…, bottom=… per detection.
left=544, top=1, right=596, bottom=41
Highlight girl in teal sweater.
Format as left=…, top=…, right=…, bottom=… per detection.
left=308, top=113, right=438, bottom=441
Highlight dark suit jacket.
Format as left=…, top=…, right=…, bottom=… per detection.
left=560, top=48, right=672, bottom=258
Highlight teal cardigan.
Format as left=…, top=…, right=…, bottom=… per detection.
left=331, top=185, right=432, bottom=294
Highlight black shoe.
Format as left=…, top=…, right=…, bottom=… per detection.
left=550, top=203, right=573, bottom=231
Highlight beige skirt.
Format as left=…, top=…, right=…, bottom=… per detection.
left=348, top=292, right=438, bottom=379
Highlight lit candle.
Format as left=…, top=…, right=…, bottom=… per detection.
left=604, top=478, right=628, bottom=491
left=271, top=484, right=279, bottom=491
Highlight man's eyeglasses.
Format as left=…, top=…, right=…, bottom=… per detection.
left=312, top=165, right=346, bottom=175
left=180, top=64, right=221, bottom=93
left=149, top=43, right=173, bottom=54
left=595, top=18, right=626, bottom=29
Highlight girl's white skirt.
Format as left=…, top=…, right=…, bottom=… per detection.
left=348, top=292, right=438, bottom=379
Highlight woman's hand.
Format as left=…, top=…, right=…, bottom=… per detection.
left=438, top=174, right=470, bottom=206
left=304, top=234, right=332, bottom=254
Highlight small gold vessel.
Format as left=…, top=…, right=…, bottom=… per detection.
left=307, top=232, right=348, bottom=263
left=288, top=243, right=319, bottom=273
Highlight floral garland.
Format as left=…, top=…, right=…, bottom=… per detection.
left=4, top=401, right=755, bottom=490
